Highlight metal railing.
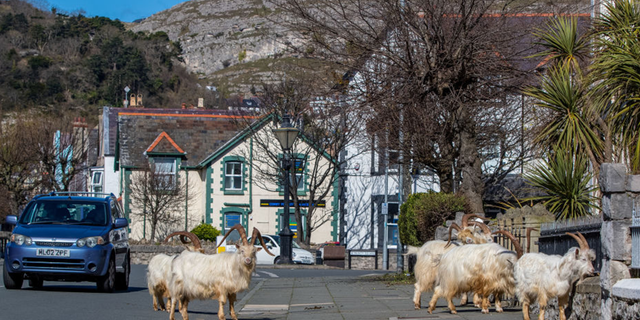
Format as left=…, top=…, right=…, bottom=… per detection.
left=539, top=216, right=603, bottom=273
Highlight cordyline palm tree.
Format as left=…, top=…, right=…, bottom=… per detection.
left=590, top=0, right=640, bottom=173
left=523, top=16, right=602, bottom=219
left=524, top=146, right=599, bottom=220
left=524, top=63, right=603, bottom=169
left=526, top=16, right=605, bottom=172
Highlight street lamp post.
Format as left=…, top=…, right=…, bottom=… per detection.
left=272, top=114, right=299, bottom=264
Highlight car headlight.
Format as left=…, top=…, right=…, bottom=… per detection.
left=11, top=234, right=32, bottom=246
left=77, top=236, right=105, bottom=248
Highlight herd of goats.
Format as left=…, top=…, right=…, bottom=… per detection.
left=145, top=214, right=596, bottom=320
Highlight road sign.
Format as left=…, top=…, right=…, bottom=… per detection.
left=382, top=202, right=388, bottom=215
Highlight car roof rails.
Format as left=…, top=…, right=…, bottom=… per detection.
left=42, top=191, right=117, bottom=199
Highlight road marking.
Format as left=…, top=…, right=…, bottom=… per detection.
left=258, top=270, right=278, bottom=278
left=242, top=304, right=289, bottom=311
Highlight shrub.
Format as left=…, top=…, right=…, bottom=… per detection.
left=190, top=224, right=220, bottom=242
left=398, top=191, right=466, bottom=247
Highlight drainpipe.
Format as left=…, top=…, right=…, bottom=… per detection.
left=185, top=167, right=189, bottom=231
left=249, top=138, right=253, bottom=216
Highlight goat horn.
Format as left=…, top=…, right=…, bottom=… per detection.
left=576, top=231, right=590, bottom=249
left=164, top=231, right=202, bottom=250
left=461, top=214, right=489, bottom=228
left=526, top=227, right=539, bottom=253
left=217, top=224, right=248, bottom=248
left=566, top=232, right=588, bottom=251
left=445, top=223, right=461, bottom=248
left=492, top=230, right=523, bottom=258
left=251, top=227, right=275, bottom=256
left=468, top=221, right=491, bottom=235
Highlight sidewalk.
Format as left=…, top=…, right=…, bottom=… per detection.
left=236, top=274, right=524, bottom=320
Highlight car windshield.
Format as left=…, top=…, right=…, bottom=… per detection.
left=19, top=200, right=109, bottom=226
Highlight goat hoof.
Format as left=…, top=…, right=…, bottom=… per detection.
left=481, top=309, right=489, bottom=314
left=450, top=310, right=457, bottom=314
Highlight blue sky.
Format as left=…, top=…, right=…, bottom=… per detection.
left=45, top=0, right=187, bottom=22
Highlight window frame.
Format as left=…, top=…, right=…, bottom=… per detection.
left=153, top=158, right=176, bottom=190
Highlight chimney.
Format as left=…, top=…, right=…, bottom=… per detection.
left=130, top=94, right=137, bottom=107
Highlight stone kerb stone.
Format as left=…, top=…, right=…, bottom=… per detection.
left=612, top=279, right=640, bottom=300
left=600, top=164, right=627, bottom=193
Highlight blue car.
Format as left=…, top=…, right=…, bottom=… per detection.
left=3, top=192, right=130, bottom=292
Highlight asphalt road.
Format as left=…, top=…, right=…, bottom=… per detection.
left=0, top=264, right=392, bottom=320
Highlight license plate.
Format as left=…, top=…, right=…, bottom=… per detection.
left=36, top=248, right=70, bottom=257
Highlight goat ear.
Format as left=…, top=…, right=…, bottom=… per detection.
left=574, top=248, right=581, bottom=258
left=256, top=247, right=262, bottom=252
left=235, top=244, right=240, bottom=249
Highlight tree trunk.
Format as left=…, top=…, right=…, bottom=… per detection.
left=457, top=108, right=485, bottom=214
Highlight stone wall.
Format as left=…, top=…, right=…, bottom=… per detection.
left=130, top=245, right=218, bottom=265
left=599, top=164, right=635, bottom=320
left=347, top=249, right=407, bottom=271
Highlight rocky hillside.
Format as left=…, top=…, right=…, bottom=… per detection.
left=130, top=0, right=321, bottom=94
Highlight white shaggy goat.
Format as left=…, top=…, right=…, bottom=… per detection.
left=427, top=235, right=522, bottom=315
left=409, top=214, right=492, bottom=309
left=515, top=232, right=595, bottom=320
left=168, top=224, right=273, bottom=320
left=147, top=231, right=204, bottom=312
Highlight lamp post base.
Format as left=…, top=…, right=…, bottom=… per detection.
left=278, top=228, right=294, bottom=264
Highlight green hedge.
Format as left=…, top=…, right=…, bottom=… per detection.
left=398, top=191, right=466, bottom=247
left=190, top=224, right=221, bottom=242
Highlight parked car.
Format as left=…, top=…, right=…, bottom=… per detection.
left=248, top=235, right=314, bottom=265
left=3, top=192, right=130, bottom=292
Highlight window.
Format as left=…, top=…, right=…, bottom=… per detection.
left=224, top=162, right=243, bottom=191
left=153, top=158, right=176, bottom=189
left=91, top=171, right=103, bottom=193
left=292, top=159, right=305, bottom=191
left=223, top=213, right=242, bottom=245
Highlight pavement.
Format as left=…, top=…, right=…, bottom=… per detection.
left=236, top=267, right=524, bottom=320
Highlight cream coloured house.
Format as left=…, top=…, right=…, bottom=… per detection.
left=93, top=107, right=338, bottom=244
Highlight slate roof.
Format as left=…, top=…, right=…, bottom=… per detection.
left=112, top=108, right=254, bottom=168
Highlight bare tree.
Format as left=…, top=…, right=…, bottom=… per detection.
left=271, top=0, right=573, bottom=212
left=0, top=115, right=42, bottom=219
left=128, top=162, right=194, bottom=242
left=35, top=116, right=90, bottom=192
left=235, top=78, right=366, bottom=245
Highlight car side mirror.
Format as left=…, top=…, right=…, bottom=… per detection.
left=5, top=215, right=17, bottom=225
left=114, top=218, right=128, bottom=228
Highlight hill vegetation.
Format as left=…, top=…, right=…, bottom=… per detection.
left=0, top=0, right=223, bottom=119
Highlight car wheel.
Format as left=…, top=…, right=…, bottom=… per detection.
left=97, top=259, right=115, bottom=293
left=274, top=256, right=281, bottom=264
left=3, top=264, right=23, bottom=289
left=29, top=276, right=43, bottom=289
left=115, top=255, right=130, bottom=291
